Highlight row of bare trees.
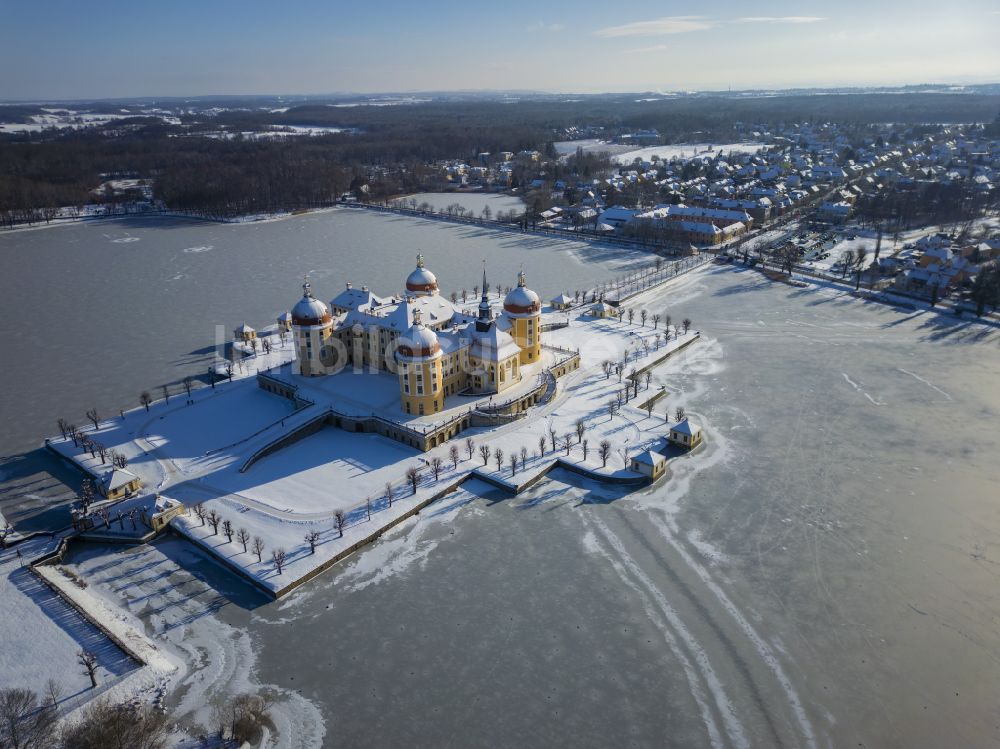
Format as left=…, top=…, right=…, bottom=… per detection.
left=0, top=683, right=273, bottom=748
left=1, top=677, right=167, bottom=748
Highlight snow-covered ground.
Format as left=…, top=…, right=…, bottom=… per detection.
left=613, top=142, right=766, bottom=165
left=392, top=191, right=526, bottom=216
left=58, top=538, right=326, bottom=746
left=0, top=110, right=139, bottom=133
left=0, top=536, right=141, bottom=699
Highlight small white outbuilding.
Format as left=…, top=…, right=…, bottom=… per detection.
left=668, top=418, right=704, bottom=449
left=630, top=449, right=667, bottom=480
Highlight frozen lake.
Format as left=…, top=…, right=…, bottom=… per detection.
left=0, top=209, right=649, bottom=460
left=46, top=265, right=1000, bottom=748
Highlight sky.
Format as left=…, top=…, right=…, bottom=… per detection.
left=2, top=0, right=999, bottom=100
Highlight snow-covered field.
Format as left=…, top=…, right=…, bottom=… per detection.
left=392, top=191, right=525, bottom=216
left=552, top=139, right=767, bottom=165
left=0, top=110, right=137, bottom=133
left=0, top=537, right=140, bottom=699
left=59, top=538, right=325, bottom=746
left=614, top=142, right=766, bottom=165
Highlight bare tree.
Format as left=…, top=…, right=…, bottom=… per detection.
left=56, top=418, right=69, bottom=439
left=575, top=419, right=586, bottom=444
left=538, top=434, right=547, bottom=457
left=225, top=363, right=234, bottom=382
left=549, top=427, right=557, bottom=452
left=193, top=503, right=206, bottom=526
left=839, top=249, right=856, bottom=277
left=62, top=697, right=166, bottom=749
left=78, top=650, right=98, bottom=688
left=236, top=527, right=250, bottom=553
left=112, top=450, right=129, bottom=469
left=563, top=433, right=573, bottom=456
left=0, top=687, right=58, bottom=749
left=640, top=310, right=648, bottom=326
left=262, top=338, right=272, bottom=355
left=140, top=391, right=152, bottom=412
left=85, top=408, right=100, bottom=430
left=582, top=439, right=589, bottom=460
left=675, top=406, right=686, bottom=422
left=78, top=479, right=94, bottom=516
left=644, top=371, right=652, bottom=390
left=479, top=444, right=491, bottom=466
left=384, top=482, right=395, bottom=507
left=645, top=400, right=654, bottom=418
left=252, top=536, right=265, bottom=562
left=431, top=457, right=443, bottom=481
left=183, top=376, right=194, bottom=398
left=271, top=548, right=287, bottom=575
left=465, top=437, right=475, bottom=460
left=406, top=466, right=421, bottom=494
left=652, top=313, right=661, bottom=329
left=212, top=693, right=273, bottom=745
left=682, top=318, right=691, bottom=334
left=305, top=530, right=321, bottom=554
left=599, top=440, right=612, bottom=468
left=520, top=446, right=528, bottom=467
left=207, top=510, right=220, bottom=535
left=365, top=497, right=372, bottom=520
left=449, top=444, right=460, bottom=469
left=494, top=447, right=504, bottom=472
left=95, top=442, right=108, bottom=464
left=43, top=680, right=61, bottom=711
left=628, top=309, right=635, bottom=325
left=509, top=453, right=518, bottom=476
left=602, top=360, right=613, bottom=379
left=607, top=399, right=617, bottom=421
left=335, top=511, right=346, bottom=538
left=222, top=519, right=234, bottom=543
left=161, top=384, right=170, bottom=404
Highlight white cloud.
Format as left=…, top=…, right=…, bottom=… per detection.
left=735, top=16, right=826, bottom=24
left=525, top=21, right=565, bottom=33
left=595, top=16, right=713, bottom=37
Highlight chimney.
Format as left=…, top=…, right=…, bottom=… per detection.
left=346, top=282, right=352, bottom=290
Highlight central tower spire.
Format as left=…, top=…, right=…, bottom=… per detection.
left=477, top=260, right=492, bottom=330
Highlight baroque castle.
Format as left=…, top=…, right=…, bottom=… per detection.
left=285, top=255, right=542, bottom=416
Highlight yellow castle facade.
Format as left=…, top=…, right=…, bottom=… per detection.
left=288, top=255, right=542, bottom=416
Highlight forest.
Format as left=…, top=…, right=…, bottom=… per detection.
left=2, top=90, right=999, bottom=223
